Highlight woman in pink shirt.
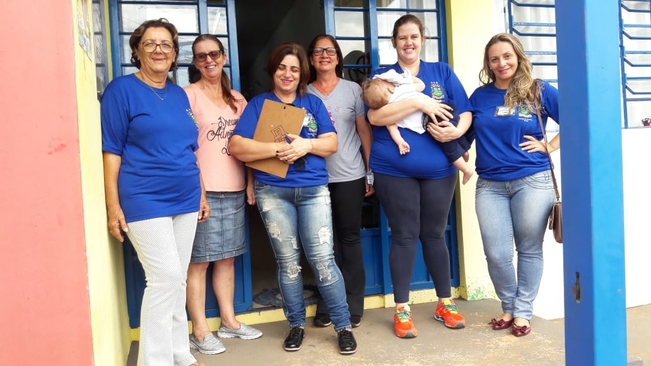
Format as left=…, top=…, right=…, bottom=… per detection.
left=184, top=34, right=262, bottom=356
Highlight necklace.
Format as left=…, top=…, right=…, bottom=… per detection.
left=145, top=82, right=167, bottom=101
left=137, top=72, right=168, bottom=101
left=313, top=78, right=339, bottom=97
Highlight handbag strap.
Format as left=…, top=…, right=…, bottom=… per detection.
left=535, top=107, right=561, bottom=202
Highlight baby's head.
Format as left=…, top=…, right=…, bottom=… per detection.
left=362, top=78, right=393, bottom=109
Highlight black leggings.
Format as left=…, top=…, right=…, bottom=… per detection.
left=373, top=172, right=457, bottom=303
left=316, top=177, right=366, bottom=317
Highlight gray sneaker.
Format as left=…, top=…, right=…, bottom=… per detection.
left=217, top=323, right=263, bottom=340
left=189, top=333, right=226, bottom=355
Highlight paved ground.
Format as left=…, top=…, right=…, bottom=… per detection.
left=127, top=299, right=649, bottom=366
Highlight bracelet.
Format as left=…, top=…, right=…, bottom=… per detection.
left=309, top=139, right=314, bottom=151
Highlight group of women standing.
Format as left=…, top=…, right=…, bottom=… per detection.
left=101, top=13, right=560, bottom=366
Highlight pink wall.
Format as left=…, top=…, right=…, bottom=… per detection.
left=0, top=2, right=94, bottom=364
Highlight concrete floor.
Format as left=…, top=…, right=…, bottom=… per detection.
left=126, top=299, right=649, bottom=366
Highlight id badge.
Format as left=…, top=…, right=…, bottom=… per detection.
left=495, top=106, right=515, bottom=117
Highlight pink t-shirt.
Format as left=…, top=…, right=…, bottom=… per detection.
left=184, top=83, right=247, bottom=192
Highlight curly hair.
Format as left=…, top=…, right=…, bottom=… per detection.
left=479, top=33, right=541, bottom=111
left=129, top=18, right=180, bottom=71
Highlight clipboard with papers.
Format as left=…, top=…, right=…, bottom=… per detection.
left=245, top=99, right=306, bottom=178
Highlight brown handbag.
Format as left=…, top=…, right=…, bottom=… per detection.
left=535, top=108, right=562, bottom=243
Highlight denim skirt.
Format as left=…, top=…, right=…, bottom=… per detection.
left=191, top=190, right=246, bottom=263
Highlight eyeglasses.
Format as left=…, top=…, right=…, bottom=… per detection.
left=312, top=47, right=337, bottom=56
left=194, top=50, right=224, bottom=62
left=140, top=41, right=174, bottom=53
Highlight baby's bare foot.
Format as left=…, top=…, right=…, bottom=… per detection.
left=461, top=168, right=474, bottom=185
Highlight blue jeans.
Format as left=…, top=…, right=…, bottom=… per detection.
left=475, top=170, right=555, bottom=320
left=255, top=182, right=351, bottom=331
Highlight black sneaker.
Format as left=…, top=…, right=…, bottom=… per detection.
left=283, top=327, right=305, bottom=352
left=350, top=315, right=362, bottom=328
left=313, top=313, right=332, bottom=327
left=337, top=329, right=357, bottom=355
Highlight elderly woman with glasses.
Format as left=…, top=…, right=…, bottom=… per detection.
left=183, top=34, right=262, bottom=356
left=230, top=41, right=358, bottom=355
left=101, top=18, right=207, bottom=366
left=305, top=34, right=373, bottom=330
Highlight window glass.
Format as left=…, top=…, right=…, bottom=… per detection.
left=339, top=39, right=369, bottom=84
left=338, top=40, right=368, bottom=63
left=335, top=11, right=366, bottom=37
left=422, top=12, right=438, bottom=37
left=178, top=35, right=197, bottom=65
left=422, top=39, right=439, bottom=62
left=334, top=0, right=366, bottom=8
left=120, top=4, right=199, bottom=33
left=122, top=35, right=133, bottom=64
left=378, top=38, right=397, bottom=65
left=208, top=7, right=228, bottom=34
left=93, top=0, right=108, bottom=98
left=377, top=11, right=405, bottom=37
left=377, top=0, right=437, bottom=8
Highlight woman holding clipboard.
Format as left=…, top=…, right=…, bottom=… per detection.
left=230, top=41, right=358, bottom=356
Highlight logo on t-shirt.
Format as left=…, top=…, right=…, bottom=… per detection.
left=303, top=112, right=318, bottom=137
left=430, top=82, right=444, bottom=101
left=517, top=105, right=533, bottom=122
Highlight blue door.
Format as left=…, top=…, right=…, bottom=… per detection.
left=323, top=0, right=460, bottom=294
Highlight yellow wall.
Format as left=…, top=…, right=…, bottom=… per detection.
left=446, top=0, right=497, bottom=300
left=72, top=0, right=131, bottom=364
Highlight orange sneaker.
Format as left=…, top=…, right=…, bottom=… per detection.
left=394, top=305, right=418, bottom=338
left=435, top=299, right=466, bottom=329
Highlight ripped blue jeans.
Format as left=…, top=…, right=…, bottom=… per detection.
left=255, top=181, right=351, bottom=331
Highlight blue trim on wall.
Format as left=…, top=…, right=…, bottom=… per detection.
left=108, top=0, right=122, bottom=78
left=226, top=0, right=240, bottom=92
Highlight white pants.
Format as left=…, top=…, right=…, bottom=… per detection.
left=127, top=212, right=198, bottom=366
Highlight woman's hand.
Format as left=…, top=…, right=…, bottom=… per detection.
left=107, top=204, right=128, bottom=242
left=246, top=184, right=256, bottom=205
left=420, top=98, right=454, bottom=123
left=198, top=197, right=210, bottom=222
left=365, top=183, right=375, bottom=197
left=276, top=134, right=312, bottom=164
left=520, top=135, right=548, bottom=153
left=426, top=121, right=462, bottom=143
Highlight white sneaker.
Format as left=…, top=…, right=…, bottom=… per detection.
left=217, top=323, right=263, bottom=340
left=189, top=333, right=226, bottom=355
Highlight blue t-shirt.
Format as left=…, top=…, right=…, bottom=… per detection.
left=368, top=61, right=472, bottom=179
left=469, top=80, right=560, bottom=181
left=233, top=92, right=336, bottom=187
left=101, top=74, right=201, bottom=222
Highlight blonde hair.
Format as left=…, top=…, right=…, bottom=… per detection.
left=479, top=33, right=541, bottom=111
left=362, top=78, right=390, bottom=109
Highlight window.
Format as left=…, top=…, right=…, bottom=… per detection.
left=327, top=0, right=444, bottom=84
left=507, top=0, right=651, bottom=128
left=111, top=0, right=237, bottom=88
left=93, top=0, right=109, bottom=98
